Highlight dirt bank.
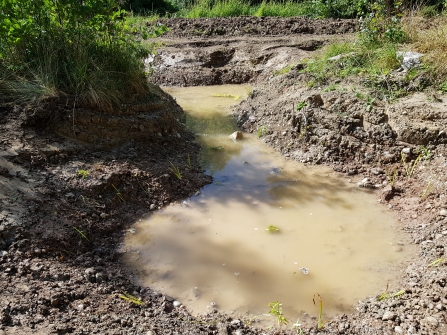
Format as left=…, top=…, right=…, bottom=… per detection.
left=1, top=16, right=446, bottom=335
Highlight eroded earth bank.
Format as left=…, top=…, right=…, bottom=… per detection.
left=1, top=16, right=447, bottom=335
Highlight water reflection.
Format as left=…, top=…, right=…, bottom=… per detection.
left=123, top=85, right=415, bottom=321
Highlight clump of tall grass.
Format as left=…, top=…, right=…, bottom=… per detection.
left=186, top=0, right=252, bottom=18
left=0, top=1, right=155, bottom=112
left=403, top=15, right=447, bottom=82
left=254, top=1, right=312, bottom=17
left=304, top=41, right=401, bottom=85
left=184, top=0, right=370, bottom=18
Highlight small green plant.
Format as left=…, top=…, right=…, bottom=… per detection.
left=428, top=257, right=446, bottom=267
left=313, top=293, right=325, bottom=330
left=274, top=63, right=295, bottom=76
left=73, top=226, right=90, bottom=242
left=385, top=166, right=398, bottom=186
left=296, top=101, right=307, bottom=111
left=77, top=169, right=90, bottom=179
left=257, top=125, right=268, bottom=138
left=169, top=161, right=182, bottom=180
left=440, top=81, right=447, bottom=93
left=416, top=146, right=432, bottom=160
left=377, top=284, right=405, bottom=301
left=323, top=84, right=337, bottom=92
left=401, top=152, right=422, bottom=178
left=365, top=97, right=375, bottom=112
left=187, top=154, right=192, bottom=169
left=268, top=301, right=288, bottom=327
left=119, top=292, right=144, bottom=305
left=245, top=315, right=259, bottom=326
left=421, top=177, right=434, bottom=200
left=112, top=184, right=125, bottom=202
left=291, top=319, right=304, bottom=334
left=266, top=225, right=279, bottom=233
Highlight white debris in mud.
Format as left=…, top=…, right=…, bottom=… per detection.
left=397, top=51, right=424, bottom=71
left=299, top=267, right=309, bottom=275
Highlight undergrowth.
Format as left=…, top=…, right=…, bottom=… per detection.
left=184, top=0, right=371, bottom=18
left=302, top=6, right=447, bottom=97
left=0, top=0, right=159, bottom=111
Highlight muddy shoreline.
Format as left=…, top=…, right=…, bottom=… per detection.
left=1, top=16, right=447, bottom=335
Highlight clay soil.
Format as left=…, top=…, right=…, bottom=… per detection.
left=1, top=16, right=447, bottom=335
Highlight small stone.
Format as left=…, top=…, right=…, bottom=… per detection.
left=65, top=192, right=75, bottom=198
left=371, top=167, right=384, bottom=175
left=394, top=325, right=404, bottom=334
left=402, top=148, right=411, bottom=154
left=95, top=272, right=105, bottom=283
left=439, top=209, right=447, bottom=216
left=85, top=268, right=95, bottom=275
left=382, top=311, right=396, bottom=321
left=150, top=204, right=156, bottom=210
left=424, top=316, right=438, bottom=328
left=100, top=213, right=108, bottom=219
left=230, top=319, right=241, bottom=326
left=173, top=301, right=181, bottom=307
left=229, top=131, right=243, bottom=140
left=234, top=330, right=243, bottom=335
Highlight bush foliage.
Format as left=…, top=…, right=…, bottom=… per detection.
left=0, top=0, right=153, bottom=110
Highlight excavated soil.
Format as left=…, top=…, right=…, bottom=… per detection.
left=1, top=16, right=447, bottom=335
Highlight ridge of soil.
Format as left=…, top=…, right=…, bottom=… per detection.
left=1, top=16, right=447, bottom=335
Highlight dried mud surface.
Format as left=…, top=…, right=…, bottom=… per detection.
left=1, top=16, right=447, bottom=335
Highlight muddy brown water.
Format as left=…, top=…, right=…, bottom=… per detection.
left=123, top=85, right=415, bottom=324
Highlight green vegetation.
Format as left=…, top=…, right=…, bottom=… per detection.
left=119, top=292, right=144, bottom=305
left=169, top=161, right=182, bottom=179
left=421, top=177, right=434, bottom=200
left=268, top=301, right=288, bottom=327
left=312, top=293, right=325, bottom=330
left=401, top=151, right=422, bottom=178
left=385, top=167, right=397, bottom=187
left=378, top=288, right=405, bottom=301
left=257, top=125, right=268, bottom=138
left=266, top=224, right=279, bottom=232
left=187, top=154, right=192, bottom=169
left=184, top=0, right=373, bottom=19
left=302, top=4, right=447, bottom=96
left=291, top=319, right=304, bottom=334
left=73, top=226, right=90, bottom=242
left=428, top=257, right=446, bottom=267
left=77, top=170, right=90, bottom=179
left=112, top=184, right=125, bottom=202
left=377, top=283, right=405, bottom=301
left=0, top=0, right=157, bottom=111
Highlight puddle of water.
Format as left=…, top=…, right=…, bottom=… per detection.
left=123, top=85, right=415, bottom=322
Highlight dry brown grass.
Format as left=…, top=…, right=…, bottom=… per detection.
left=403, top=15, right=447, bottom=82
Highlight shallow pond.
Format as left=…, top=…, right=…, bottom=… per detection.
left=123, top=85, right=415, bottom=324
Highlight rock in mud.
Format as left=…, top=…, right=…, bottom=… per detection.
left=382, top=185, right=395, bottom=201
left=229, top=131, right=243, bottom=140
left=382, top=311, right=396, bottom=321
